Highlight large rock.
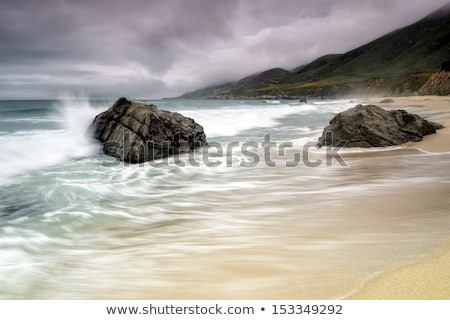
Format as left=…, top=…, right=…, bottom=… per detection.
left=92, top=98, right=207, bottom=163
left=318, top=104, right=443, bottom=148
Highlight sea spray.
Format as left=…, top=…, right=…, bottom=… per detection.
left=0, top=98, right=106, bottom=185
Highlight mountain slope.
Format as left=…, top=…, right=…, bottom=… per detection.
left=181, top=3, right=450, bottom=99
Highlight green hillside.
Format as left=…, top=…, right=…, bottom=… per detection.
left=181, top=3, right=450, bottom=99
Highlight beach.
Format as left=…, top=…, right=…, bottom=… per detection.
left=346, top=95, right=450, bottom=299
left=1, top=0, right=449, bottom=306
left=348, top=240, right=450, bottom=299
left=0, top=96, right=449, bottom=299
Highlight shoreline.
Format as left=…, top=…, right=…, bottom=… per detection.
left=345, top=95, right=450, bottom=299
left=346, top=238, right=450, bottom=299
left=1, top=95, right=449, bottom=299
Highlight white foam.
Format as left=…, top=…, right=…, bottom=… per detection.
left=178, top=102, right=347, bottom=137
left=0, top=98, right=105, bottom=185
left=0, top=117, right=62, bottom=123
left=0, top=99, right=353, bottom=184
left=264, top=100, right=281, bottom=104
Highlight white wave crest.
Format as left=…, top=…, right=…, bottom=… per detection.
left=0, top=97, right=105, bottom=185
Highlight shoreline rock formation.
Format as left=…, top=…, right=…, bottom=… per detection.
left=92, top=98, right=207, bottom=163
left=318, top=104, right=444, bottom=148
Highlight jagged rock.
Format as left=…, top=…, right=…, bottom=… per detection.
left=418, top=61, right=450, bottom=95
left=318, top=104, right=443, bottom=148
left=92, top=98, right=207, bottom=163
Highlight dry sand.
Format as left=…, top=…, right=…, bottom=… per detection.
left=347, top=240, right=450, bottom=299
left=345, top=95, right=450, bottom=299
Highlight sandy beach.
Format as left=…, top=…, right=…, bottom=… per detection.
left=347, top=240, right=450, bottom=299
left=345, top=95, right=450, bottom=299
left=2, top=96, right=449, bottom=300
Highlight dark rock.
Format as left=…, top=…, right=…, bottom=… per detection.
left=318, top=104, right=443, bottom=148
left=92, top=98, right=207, bottom=163
left=440, top=60, right=450, bottom=72
left=379, top=98, right=394, bottom=103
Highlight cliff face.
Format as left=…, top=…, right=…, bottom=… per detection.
left=418, top=62, right=450, bottom=95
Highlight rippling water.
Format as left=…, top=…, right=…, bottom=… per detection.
left=1, top=98, right=449, bottom=299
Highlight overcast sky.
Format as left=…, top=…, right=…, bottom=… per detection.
left=0, top=0, right=448, bottom=99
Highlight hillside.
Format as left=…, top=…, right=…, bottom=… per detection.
left=418, top=60, right=450, bottom=95
left=181, top=3, right=450, bottom=99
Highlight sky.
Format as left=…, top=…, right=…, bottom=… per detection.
left=0, top=0, right=448, bottom=99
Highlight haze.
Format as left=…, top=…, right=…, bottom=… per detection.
left=0, top=0, right=448, bottom=99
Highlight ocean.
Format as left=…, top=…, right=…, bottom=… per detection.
left=1, top=98, right=449, bottom=299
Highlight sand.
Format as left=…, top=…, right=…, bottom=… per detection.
left=12, top=95, right=447, bottom=300
left=347, top=240, right=450, bottom=299
left=345, top=95, right=450, bottom=299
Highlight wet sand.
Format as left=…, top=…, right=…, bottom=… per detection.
left=345, top=95, right=450, bottom=299
left=3, top=96, right=449, bottom=300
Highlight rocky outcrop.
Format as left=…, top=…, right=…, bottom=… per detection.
left=418, top=61, right=450, bottom=95
left=92, top=98, right=207, bottom=163
left=318, top=104, right=444, bottom=148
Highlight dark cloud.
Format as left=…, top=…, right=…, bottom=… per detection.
left=0, top=0, right=448, bottom=99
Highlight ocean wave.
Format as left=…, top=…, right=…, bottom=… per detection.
left=263, top=100, right=281, bottom=104
left=0, top=99, right=352, bottom=184
left=0, top=99, right=106, bottom=185
left=0, top=117, right=63, bottom=123
left=177, top=102, right=348, bottom=138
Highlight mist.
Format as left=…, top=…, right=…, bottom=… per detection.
left=0, top=0, right=448, bottom=99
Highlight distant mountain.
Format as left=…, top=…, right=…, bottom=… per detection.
left=180, top=3, right=450, bottom=99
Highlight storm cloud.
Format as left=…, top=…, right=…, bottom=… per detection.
left=0, top=0, right=448, bottom=99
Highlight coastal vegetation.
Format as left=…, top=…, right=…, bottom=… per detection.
left=181, top=4, right=450, bottom=99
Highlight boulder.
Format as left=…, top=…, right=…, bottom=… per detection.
left=92, top=97, right=207, bottom=163
left=318, top=104, right=443, bottom=148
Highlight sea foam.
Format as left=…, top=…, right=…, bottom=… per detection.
left=0, top=98, right=104, bottom=185
left=178, top=101, right=347, bottom=138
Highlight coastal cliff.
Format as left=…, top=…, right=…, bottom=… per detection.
left=418, top=61, right=450, bottom=95
left=180, top=4, right=450, bottom=99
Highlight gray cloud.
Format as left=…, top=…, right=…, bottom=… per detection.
left=0, top=0, right=448, bottom=99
